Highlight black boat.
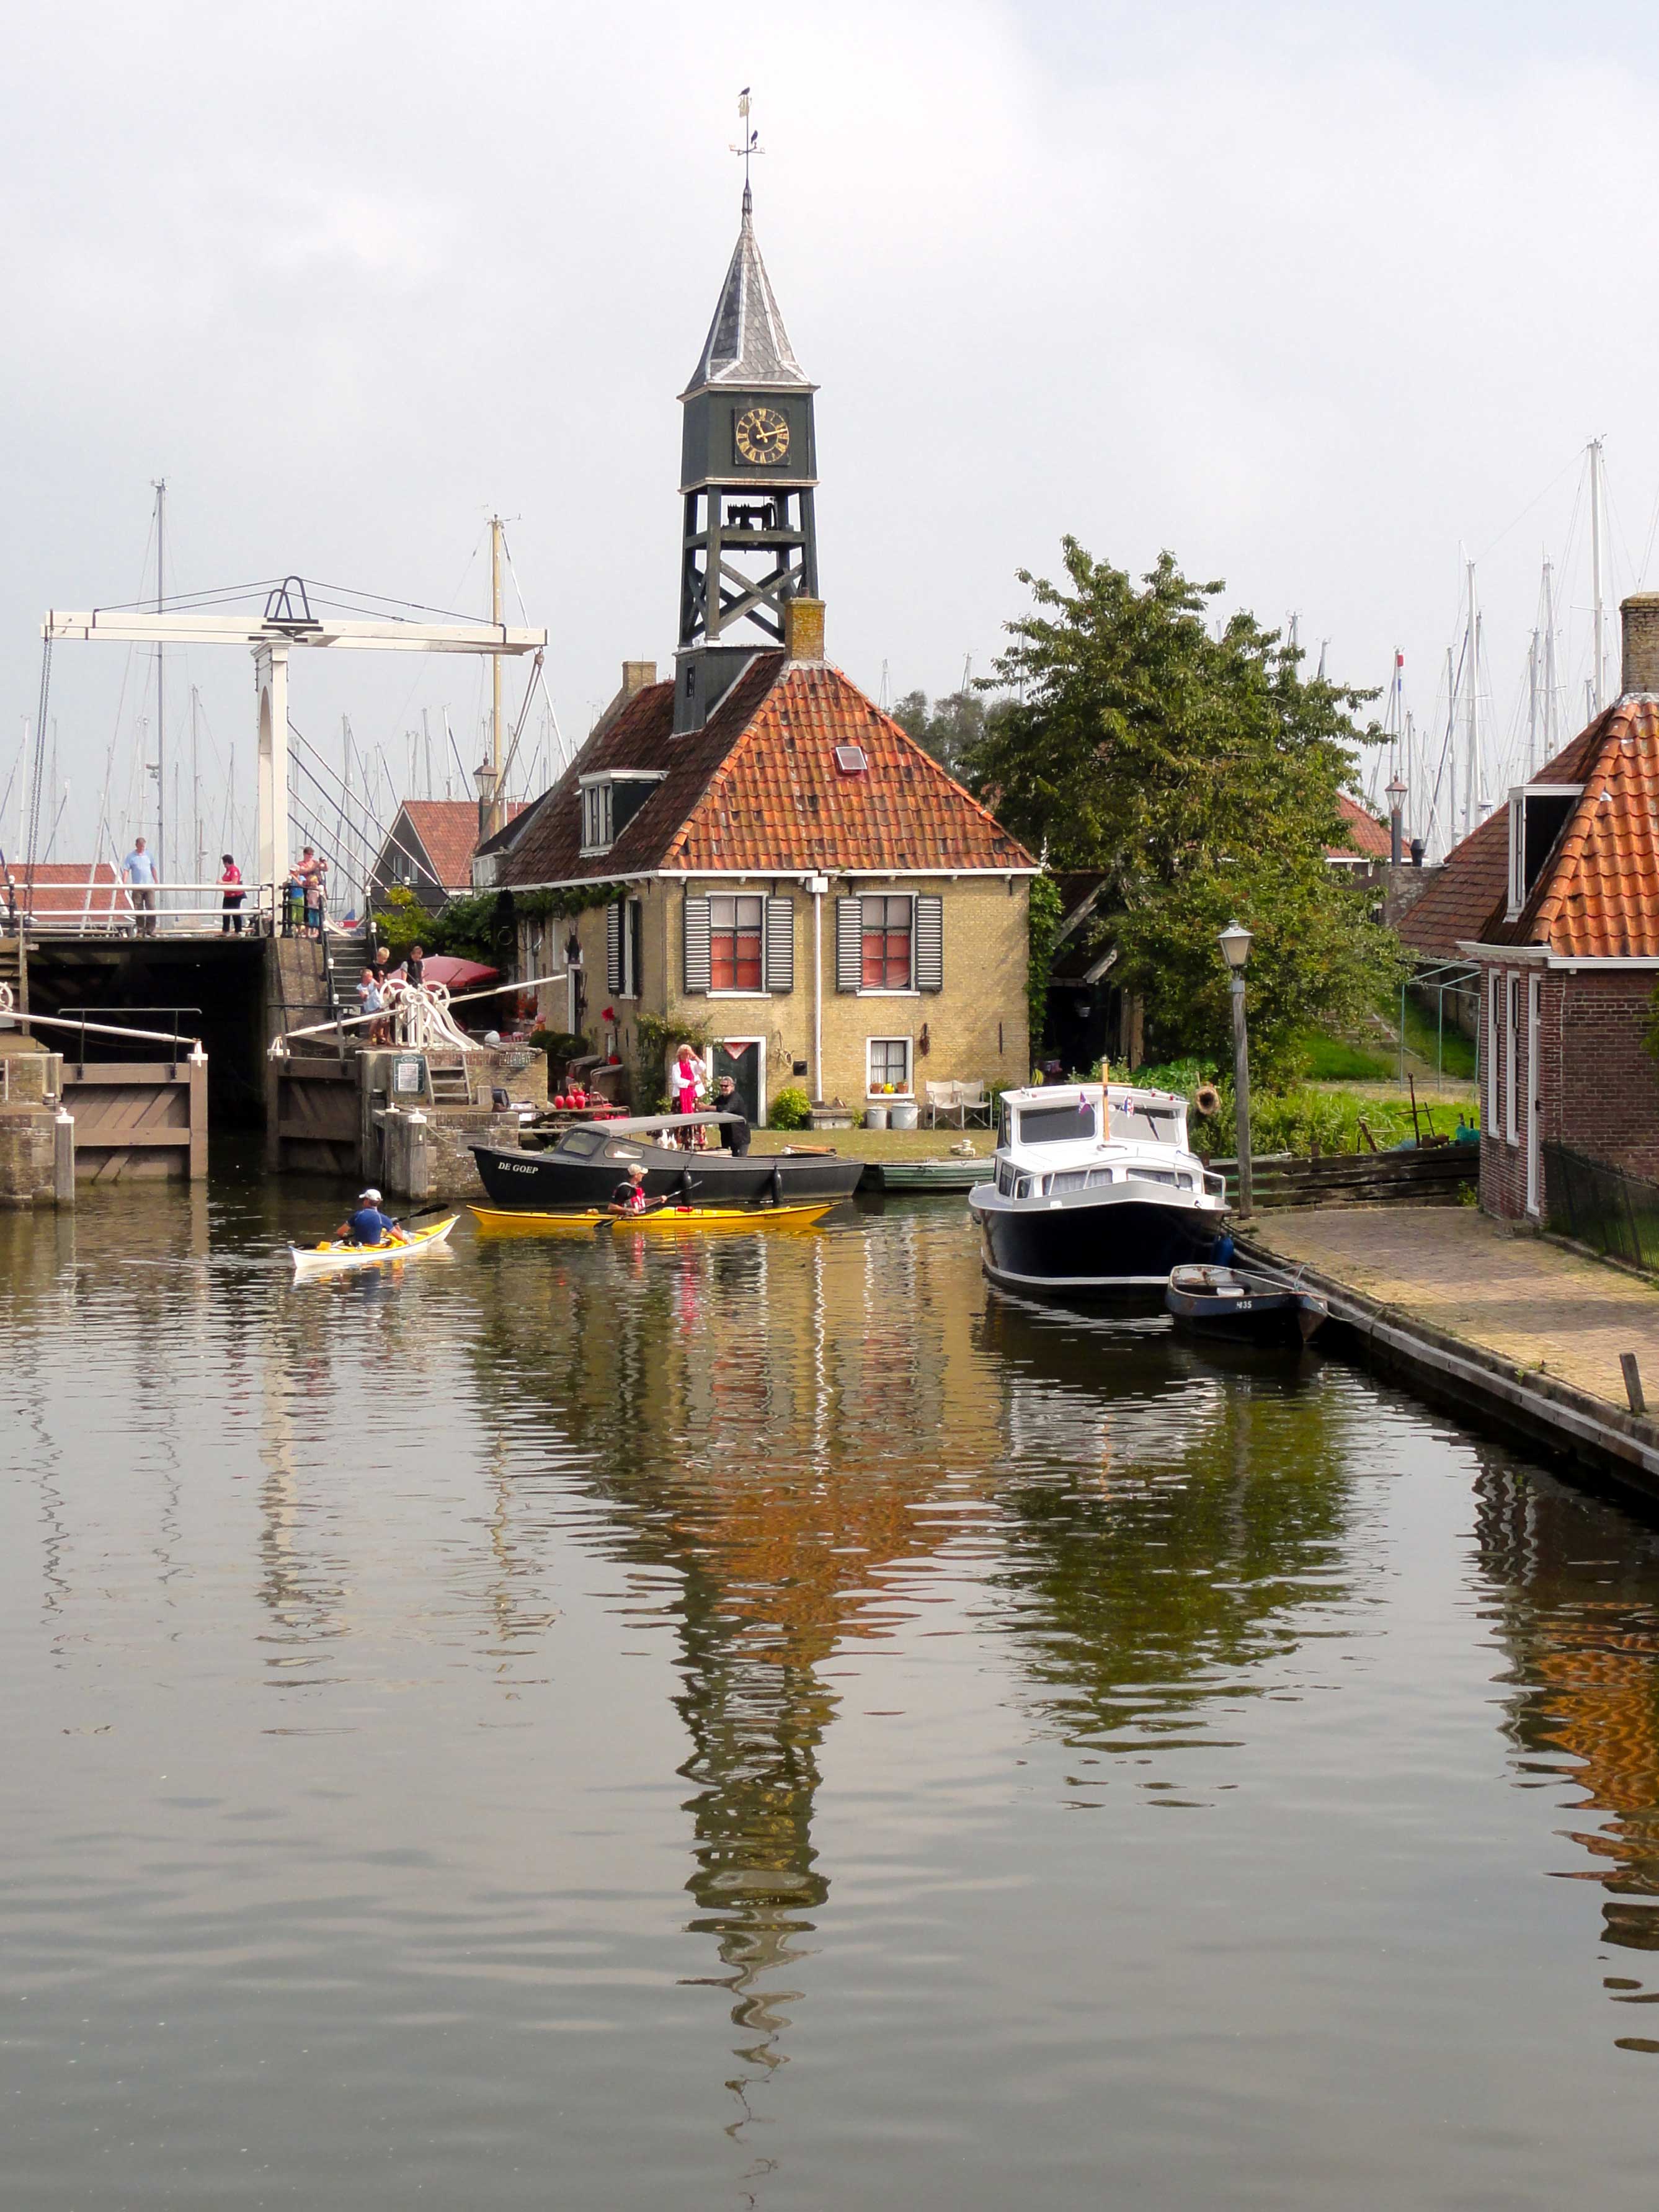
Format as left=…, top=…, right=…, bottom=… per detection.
left=471, top=1113, right=866, bottom=1209
left=1165, top=1264, right=1328, bottom=1345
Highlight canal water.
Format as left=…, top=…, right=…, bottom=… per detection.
left=6, top=1179, right=1659, bottom=2208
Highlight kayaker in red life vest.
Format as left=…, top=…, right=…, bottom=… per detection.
left=609, top=1163, right=652, bottom=1215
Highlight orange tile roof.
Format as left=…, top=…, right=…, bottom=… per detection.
left=1395, top=715, right=1635, bottom=960
left=397, top=799, right=525, bottom=892
left=1327, top=794, right=1390, bottom=861
left=501, top=652, right=1034, bottom=886
left=3, top=861, right=126, bottom=920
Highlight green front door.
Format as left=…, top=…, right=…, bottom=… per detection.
left=713, top=1041, right=761, bottom=1123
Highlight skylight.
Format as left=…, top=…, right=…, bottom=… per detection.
left=834, top=745, right=869, bottom=775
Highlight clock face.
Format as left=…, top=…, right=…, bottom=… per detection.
left=734, top=405, right=789, bottom=466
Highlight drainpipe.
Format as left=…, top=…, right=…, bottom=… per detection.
left=807, top=874, right=829, bottom=1099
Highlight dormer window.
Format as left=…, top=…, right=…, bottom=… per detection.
left=579, top=770, right=665, bottom=857
left=1506, top=783, right=1583, bottom=918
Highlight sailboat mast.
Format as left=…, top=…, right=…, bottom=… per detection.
left=153, top=477, right=166, bottom=880
left=1464, top=561, right=1479, bottom=836
left=1444, top=645, right=1457, bottom=859
left=1542, top=556, right=1558, bottom=754
left=1590, top=438, right=1607, bottom=715
left=1527, top=631, right=1539, bottom=779
left=191, top=685, right=202, bottom=894
left=489, top=515, right=505, bottom=835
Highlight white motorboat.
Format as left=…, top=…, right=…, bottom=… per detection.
left=968, top=1082, right=1229, bottom=1299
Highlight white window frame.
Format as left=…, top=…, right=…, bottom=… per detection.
left=1507, top=783, right=1585, bottom=918
left=858, top=892, right=918, bottom=997
left=579, top=770, right=665, bottom=858
left=1504, top=970, right=1519, bottom=1146
left=1486, top=970, right=1501, bottom=1132
left=707, top=891, right=769, bottom=998
left=866, top=1035, right=914, bottom=1098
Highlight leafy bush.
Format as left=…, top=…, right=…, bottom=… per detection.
left=529, top=1028, right=587, bottom=1067
left=769, top=1085, right=812, bottom=1131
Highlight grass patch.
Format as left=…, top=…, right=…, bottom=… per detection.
left=1296, top=1029, right=1394, bottom=1082
left=1398, top=990, right=1477, bottom=1080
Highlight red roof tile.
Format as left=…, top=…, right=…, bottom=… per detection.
left=501, top=653, right=1034, bottom=886
left=3, top=861, right=125, bottom=920
left=1509, top=699, right=1659, bottom=957
left=1327, top=794, right=1390, bottom=861
left=396, top=800, right=526, bottom=892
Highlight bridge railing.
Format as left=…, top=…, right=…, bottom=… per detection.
left=0, top=879, right=358, bottom=939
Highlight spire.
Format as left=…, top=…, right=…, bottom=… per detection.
left=682, top=194, right=812, bottom=398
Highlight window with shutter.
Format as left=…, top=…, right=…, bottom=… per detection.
left=860, top=895, right=912, bottom=988
left=763, top=897, right=794, bottom=993
left=709, top=895, right=763, bottom=990
left=683, top=896, right=713, bottom=993
left=606, top=900, right=623, bottom=995
left=914, top=895, right=943, bottom=992
left=835, top=899, right=863, bottom=992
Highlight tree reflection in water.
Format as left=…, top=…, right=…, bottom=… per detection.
left=470, top=1219, right=1371, bottom=2165
left=1475, top=1457, right=1659, bottom=2048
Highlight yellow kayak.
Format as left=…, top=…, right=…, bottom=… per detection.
left=290, top=1215, right=458, bottom=1276
left=468, top=1201, right=833, bottom=1236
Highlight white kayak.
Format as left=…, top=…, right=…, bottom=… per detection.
left=289, top=1215, right=458, bottom=1277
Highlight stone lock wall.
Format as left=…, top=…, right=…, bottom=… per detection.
left=0, top=1107, right=56, bottom=1206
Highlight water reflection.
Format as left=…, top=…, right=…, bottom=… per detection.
left=1477, top=1460, right=1659, bottom=2045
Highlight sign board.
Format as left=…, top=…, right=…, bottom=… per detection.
left=392, top=1054, right=426, bottom=1098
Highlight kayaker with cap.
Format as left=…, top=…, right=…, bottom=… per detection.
left=336, top=1188, right=407, bottom=1247
left=609, top=1162, right=652, bottom=1216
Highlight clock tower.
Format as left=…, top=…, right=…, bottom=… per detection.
left=675, top=182, right=819, bottom=733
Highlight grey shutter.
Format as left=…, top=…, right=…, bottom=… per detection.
left=683, top=895, right=712, bottom=993
left=914, top=895, right=944, bottom=992
left=606, top=899, right=623, bottom=994
left=763, top=897, right=794, bottom=993
left=835, top=897, right=862, bottom=993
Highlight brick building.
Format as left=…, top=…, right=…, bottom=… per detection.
left=1400, top=593, right=1659, bottom=1221
left=370, top=799, right=526, bottom=914
left=497, top=182, right=1036, bottom=1120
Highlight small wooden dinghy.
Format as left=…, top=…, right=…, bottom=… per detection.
left=1165, top=1263, right=1328, bottom=1344
left=290, top=1215, right=458, bottom=1277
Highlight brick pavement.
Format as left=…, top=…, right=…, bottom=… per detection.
left=1250, top=1206, right=1659, bottom=1414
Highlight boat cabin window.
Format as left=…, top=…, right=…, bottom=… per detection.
left=605, top=1140, right=644, bottom=1160
left=1107, top=1101, right=1184, bottom=1146
left=1016, top=1102, right=1096, bottom=1146
left=558, top=1130, right=606, bottom=1157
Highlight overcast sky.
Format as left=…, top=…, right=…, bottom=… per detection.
left=7, top=0, right=1659, bottom=877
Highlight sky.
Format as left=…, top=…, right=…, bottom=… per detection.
left=7, top=0, right=1659, bottom=881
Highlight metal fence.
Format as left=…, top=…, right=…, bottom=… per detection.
left=1543, top=1142, right=1659, bottom=1270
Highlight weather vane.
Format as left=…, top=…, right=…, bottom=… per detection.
left=729, top=86, right=763, bottom=205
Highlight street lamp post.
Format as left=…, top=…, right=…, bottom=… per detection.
left=1385, top=774, right=1409, bottom=868
left=1219, top=920, right=1254, bottom=1219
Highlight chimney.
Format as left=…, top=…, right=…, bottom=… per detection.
left=1621, top=595, right=1659, bottom=698
left=621, top=659, right=656, bottom=700
left=784, top=597, right=825, bottom=664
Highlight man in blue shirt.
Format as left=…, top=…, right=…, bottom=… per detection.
left=334, top=1188, right=407, bottom=1247
left=122, top=837, right=159, bottom=937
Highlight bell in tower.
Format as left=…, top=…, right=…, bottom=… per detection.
left=674, top=180, right=819, bottom=734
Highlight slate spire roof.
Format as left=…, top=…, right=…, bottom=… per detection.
left=682, top=187, right=813, bottom=398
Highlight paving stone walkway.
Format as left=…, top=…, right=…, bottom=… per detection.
left=1249, top=1207, right=1659, bottom=1414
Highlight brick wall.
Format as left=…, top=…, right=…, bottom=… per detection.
left=565, top=874, right=1030, bottom=1120
left=1477, top=960, right=1659, bottom=1221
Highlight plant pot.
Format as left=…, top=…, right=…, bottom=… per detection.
left=864, top=1104, right=889, bottom=1129
left=889, top=1100, right=918, bottom=1130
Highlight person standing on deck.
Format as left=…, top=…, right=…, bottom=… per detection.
left=670, top=1044, right=703, bottom=1149
left=714, top=1073, right=750, bottom=1157
left=122, top=836, right=159, bottom=936
left=218, top=854, right=244, bottom=934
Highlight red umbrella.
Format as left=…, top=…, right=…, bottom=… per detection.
left=420, top=955, right=499, bottom=992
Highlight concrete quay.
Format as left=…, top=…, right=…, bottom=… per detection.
left=1240, top=1206, right=1659, bottom=1511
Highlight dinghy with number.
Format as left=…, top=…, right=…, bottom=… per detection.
left=1165, top=1263, right=1328, bottom=1345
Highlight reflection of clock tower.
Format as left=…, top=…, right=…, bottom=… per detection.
left=675, top=180, right=819, bottom=734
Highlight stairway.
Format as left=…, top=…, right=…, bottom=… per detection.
left=427, top=1055, right=472, bottom=1106
left=322, top=930, right=365, bottom=1026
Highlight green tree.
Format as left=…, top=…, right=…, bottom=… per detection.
left=961, top=540, right=1402, bottom=1075
left=891, top=686, right=1005, bottom=775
